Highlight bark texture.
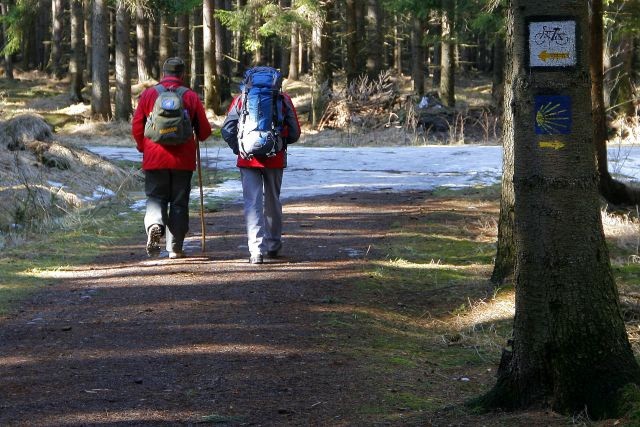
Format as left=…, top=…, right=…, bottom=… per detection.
left=91, top=0, right=112, bottom=120
left=135, top=3, right=151, bottom=83
left=203, top=0, right=221, bottom=113
left=410, top=17, right=424, bottom=96
left=69, top=0, right=85, bottom=102
left=439, top=0, right=455, bottom=107
left=114, top=0, right=131, bottom=121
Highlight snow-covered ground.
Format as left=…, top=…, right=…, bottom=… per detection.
left=88, top=144, right=640, bottom=205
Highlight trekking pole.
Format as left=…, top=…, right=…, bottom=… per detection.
left=196, top=140, right=206, bottom=253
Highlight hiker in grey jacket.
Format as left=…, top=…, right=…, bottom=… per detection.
left=222, top=78, right=300, bottom=264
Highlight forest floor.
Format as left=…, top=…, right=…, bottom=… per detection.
left=0, top=189, right=581, bottom=427
left=1, top=71, right=640, bottom=426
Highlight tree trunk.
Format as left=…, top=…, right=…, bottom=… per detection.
left=214, top=0, right=231, bottom=102
left=490, top=62, right=514, bottom=285
left=590, top=0, right=640, bottom=205
left=114, top=0, right=131, bottom=121
left=158, top=15, right=171, bottom=67
left=491, top=35, right=505, bottom=108
left=345, top=0, right=358, bottom=83
left=148, top=16, right=159, bottom=79
left=109, top=7, right=115, bottom=64
left=300, top=30, right=309, bottom=75
left=1, top=1, right=14, bottom=80
left=50, top=0, right=63, bottom=79
left=176, top=14, right=190, bottom=83
left=610, top=33, right=635, bottom=118
left=135, top=3, right=151, bottom=83
left=288, top=23, right=299, bottom=80
left=311, top=0, right=333, bottom=127
left=203, top=0, right=221, bottom=113
left=439, top=0, right=455, bottom=107
left=365, top=0, right=382, bottom=78
left=479, top=1, right=640, bottom=418
left=431, top=21, right=441, bottom=87
left=190, top=8, right=203, bottom=93
left=278, top=0, right=290, bottom=76
left=393, top=15, right=402, bottom=75
left=410, top=16, right=424, bottom=96
left=91, top=0, right=112, bottom=120
left=37, top=1, right=50, bottom=70
left=21, top=4, right=37, bottom=69
left=84, top=0, right=92, bottom=77
left=69, top=0, right=85, bottom=102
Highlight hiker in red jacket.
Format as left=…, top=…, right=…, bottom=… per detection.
left=221, top=67, right=301, bottom=264
left=131, top=57, right=212, bottom=259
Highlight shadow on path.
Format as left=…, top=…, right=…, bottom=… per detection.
left=1, top=191, right=434, bottom=426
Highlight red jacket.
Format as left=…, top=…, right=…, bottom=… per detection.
left=131, top=76, right=212, bottom=171
left=221, top=93, right=300, bottom=168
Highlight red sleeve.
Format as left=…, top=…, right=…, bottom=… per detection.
left=185, top=91, right=212, bottom=142
left=281, top=93, right=300, bottom=142
left=131, top=89, right=155, bottom=152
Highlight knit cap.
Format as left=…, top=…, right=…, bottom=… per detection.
left=163, top=57, right=185, bottom=74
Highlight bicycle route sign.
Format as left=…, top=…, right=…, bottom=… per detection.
left=528, top=20, right=577, bottom=68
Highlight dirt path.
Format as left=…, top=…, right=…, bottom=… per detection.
left=1, top=191, right=443, bottom=426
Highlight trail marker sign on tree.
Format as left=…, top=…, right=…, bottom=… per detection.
left=528, top=19, right=577, bottom=69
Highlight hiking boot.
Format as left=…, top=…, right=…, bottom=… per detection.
left=146, top=224, right=162, bottom=257
left=249, top=254, right=263, bottom=264
left=169, top=250, right=185, bottom=259
left=266, top=250, right=279, bottom=258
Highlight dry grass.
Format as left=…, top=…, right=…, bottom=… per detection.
left=0, top=114, right=141, bottom=243
left=602, top=207, right=640, bottom=254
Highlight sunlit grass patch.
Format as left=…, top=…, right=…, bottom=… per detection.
left=358, top=391, right=443, bottom=414
left=0, top=208, right=143, bottom=314
left=431, top=184, right=502, bottom=199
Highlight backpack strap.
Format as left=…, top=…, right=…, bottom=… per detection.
left=175, top=86, right=189, bottom=97
left=154, top=84, right=189, bottom=97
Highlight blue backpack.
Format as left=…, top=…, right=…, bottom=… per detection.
left=237, top=67, right=284, bottom=158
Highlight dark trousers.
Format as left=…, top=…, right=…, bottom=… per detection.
left=144, top=169, right=193, bottom=252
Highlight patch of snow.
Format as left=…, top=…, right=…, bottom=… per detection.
left=86, top=145, right=640, bottom=208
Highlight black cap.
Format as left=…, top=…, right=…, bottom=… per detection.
left=163, top=57, right=185, bottom=74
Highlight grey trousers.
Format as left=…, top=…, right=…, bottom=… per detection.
left=144, top=169, right=193, bottom=252
left=240, top=167, right=283, bottom=256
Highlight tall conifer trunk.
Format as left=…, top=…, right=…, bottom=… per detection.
left=69, top=0, right=85, bottom=101
left=480, top=0, right=640, bottom=418
left=439, top=0, right=455, bottom=107
left=91, top=0, right=112, bottom=120
left=114, top=0, right=131, bottom=120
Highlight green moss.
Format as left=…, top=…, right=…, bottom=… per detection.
left=386, top=391, right=442, bottom=411
left=431, top=184, right=501, bottom=199
left=388, top=356, right=418, bottom=367
left=613, top=264, right=640, bottom=291
left=41, top=112, right=84, bottom=128
left=618, top=383, right=640, bottom=421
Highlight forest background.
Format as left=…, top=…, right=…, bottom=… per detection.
left=1, top=0, right=640, bottom=424
left=1, top=0, right=638, bottom=133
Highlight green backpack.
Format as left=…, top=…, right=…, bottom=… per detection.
left=143, top=85, right=194, bottom=145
